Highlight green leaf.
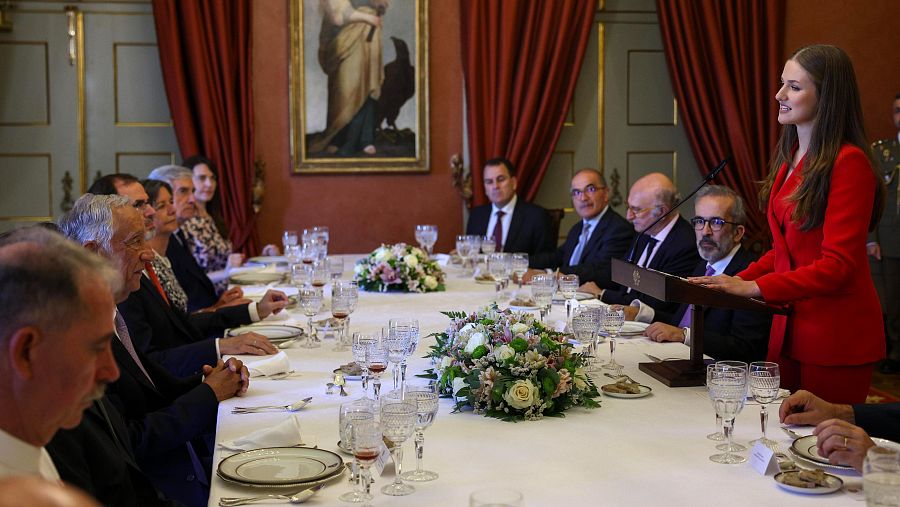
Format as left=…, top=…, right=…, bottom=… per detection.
left=471, top=345, right=487, bottom=359
left=509, top=338, right=528, bottom=353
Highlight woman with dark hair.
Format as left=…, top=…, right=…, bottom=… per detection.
left=143, top=179, right=190, bottom=313
left=691, top=45, right=886, bottom=403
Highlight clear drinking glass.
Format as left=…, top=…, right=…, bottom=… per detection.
left=298, top=287, right=323, bottom=348
left=531, top=274, right=554, bottom=322
left=708, top=363, right=748, bottom=464
left=388, top=318, right=419, bottom=392
left=559, top=274, right=579, bottom=328
left=864, top=446, right=900, bottom=507
left=291, top=262, right=310, bottom=287
left=285, top=244, right=302, bottom=265
left=511, top=253, right=529, bottom=290
left=748, top=361, right=780, bottom=449
left=327, top=256, right=344, bottom=280
left=415, top=225, right=438, bottom=256
left=487, top=253, right=510, bottom=301
left=365, top=338, right=389, bottom=400
left=309, top=260, right=328, bottom=288
left=601, top=307, right=625, bottom=370
left=346, top=418, right=381, bottom=503
left=384, top=325, right=412, bottom=391
left=480, top=235, right=496, bottom=256
left=705, top=364, right=725, bottom=441
left=282, top=230, right=298, bottom=252
left=351, top=332, right=378, bottom=399
left=392, top=384, right=439, bottom=482
left=332, top=281, right=358, bottom=351
left=311, top=225, right=330, bottom=245
left=380, top=394, right=417, bottom=496
left=338, top=398, right=376, bottom=496
left=572, top=307, right=602, bottom=371
left=456, top=234, right=473, bottom=277
left=714, top=360, right=748, bottom=452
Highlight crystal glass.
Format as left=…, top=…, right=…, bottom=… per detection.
left=487, top=252, right=510, bottom=301
left=469, top=489, right=523, bottom=507
left=705, top=364, right=725, bottom=441
left=300, top=240, right=316, bottom=265
left=713, top=360, right=748, bottom=452
left=456, top=234, right=474, bottom=277
left=298, top=287, right=323, bottom=348
left=284, top=244, right=302, bottom=265
left=345, top=417, right=380, bottom=503
left=352, top=332, right=378, bottom=398
left=396, top=384, right=439, bottom=482
left=559, top=274, right=579, bottom=328
left=708, top=363, right=748, bottom=464
left=332, top=281, right=358, bottom=351
left=384, top=324, right=412, bottom=391
left=572, top=307, right=602, bottom=371
left=309, top=260, right=328, bottom=288
left=311, top=225, right=330, bottom=245
left=338, top=398, right=376, bottom=497
left=327, top=256, right=344, bottom=280
left=510, top=252, right=529, bottom=290
left=387, top=318, right=419, bottom=391
left=415, top=225, right=438, bottom=256
left=480, top=235, right=496, bottom=256
left=380, top=394, right=417, bottom=496
left=282, top=230, right=298, bottom=252
left=365, top=337, right=388, bottom=400
left=600, top=307, right=625, bottom=370
left=531, top=274, right=554, bottom=322
left=864, top=446, right=900, bottom=506
left=291, top=262, right=310, bottom=287
left=748, top=361, right=780, bottom=449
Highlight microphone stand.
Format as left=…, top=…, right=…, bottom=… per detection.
left=623, top=156, right=732, bottom=264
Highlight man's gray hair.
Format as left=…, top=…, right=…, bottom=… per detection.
left=695, top=185, right=747, bottom=225
left=58, top=193, right=131, bottom=251
left=656, top=187, right=680, bottom=209
left=0, top=226, right=122, bottom=339
left=147, top=165, right=193, bottom=187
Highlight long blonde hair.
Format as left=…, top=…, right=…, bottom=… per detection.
left=759, top=45, right=885, bottom=231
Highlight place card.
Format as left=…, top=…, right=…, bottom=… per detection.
left=374, top=442, right=391, bottom=476
left=749, top=442, right=778, bottom=475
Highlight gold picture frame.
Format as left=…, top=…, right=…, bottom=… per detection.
left=289, top=0, right=429, bottom=174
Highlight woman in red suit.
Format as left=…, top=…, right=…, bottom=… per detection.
left=692, top=45, right=886, bottom=404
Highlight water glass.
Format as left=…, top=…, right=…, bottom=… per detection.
left=415, top=225, right=438, bottom=256
left=487, top=253, right=510, bottom=300
left=397, top=384, right=440, bottom=482
left=456, top=234, right=474, bottom=276
left=332, top=281, right=358, bottom=351
left=352, top=332, right=378, bottom=398
left=510, top=253, right=529, bottom=289
left=708, top=363, right=748, bottom=464
left=285, top=244, right=302, bottom=265
left=572, top=307, right=602, bottom=371
left=387, top=318, right=419, bottom=391
left=469, top=488, right=523, bottom=507
left=291, top=263, right=310, bottom=287
left=365, top=337, right=388, bottom=400
left=384, top=324, right=412, bottom=391
left=705, top=364, right=725, bottom=442
left=749, top=361, right=780, bottom=449
left=559, top=274, right=579, bottom=327
left=480, top=235, right=496, bottom=256
left=713, top=360, right=748, bottom=452
left=309, top=260, right=328, bottom=288
left=380, top=394, right=418, bottom=496
left=600, top=307, right=624, bottom=371
left=282, top=230, right=298, bottom=252
left=298, top=287, right=323, bottom=348
left=327, top=256, right=344, bottom=280
left=345, top=418, right=381, bottom=503
left=864, top=446, right=900, bottom=506
left=531, top=274, right=554, bottom=322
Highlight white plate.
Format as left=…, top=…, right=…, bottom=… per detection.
left=552, top=291, right=595, bottom=303
left=789, top=435, right=854, bottom=470
left=601, top=383, right=652, bottom=398
left=217, top=447, right=343, bottom=485
left=227, top=325, right=304, bottom=342
left=246, top=255, right=289, bottom=265
left=618, top=321, right=650, bottom=336
left=774, top=471, right=843, bottom=495
left=217, top=464, right=345, bottom=489
left=508, top=304, right=540, bottom=312
left=230, top=272, right=285, bottom=285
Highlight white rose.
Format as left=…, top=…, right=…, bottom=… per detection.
left=423, top=275, right=438, bottom=289
left=411, top=246, right=425, bottom=257
left=440, top=356, right=453, bottom=370
left=464, top=332, right=486, bottom=354
left=354, top=263, right=365, bottom=275
left=459, top=323, right=476, bottom=334
left=509, top=322, right=529, bottom=335
left=404, top=254, right=418, bottom=267
left=493, top=344, right=515, bottom=361
left=452, top=377, right=467, bottom=396
left=503, top=379, right=538, bottom=409
left=373, top=248, right=388, bottom=261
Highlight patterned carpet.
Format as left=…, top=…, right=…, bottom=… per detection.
left=867, top=386, right=900, bottom=404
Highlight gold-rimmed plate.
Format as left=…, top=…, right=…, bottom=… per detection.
left=217, top=447, right=343, bottom=486
left=774, top=471, right=843, bottom=494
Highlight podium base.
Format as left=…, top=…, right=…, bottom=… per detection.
left=638, top=359, right=706, bottom=387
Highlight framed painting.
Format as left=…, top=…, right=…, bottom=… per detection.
left=289, top=0, right=429, bottom=174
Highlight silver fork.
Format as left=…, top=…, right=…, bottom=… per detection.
left=219, top=484, right=323, bottom=506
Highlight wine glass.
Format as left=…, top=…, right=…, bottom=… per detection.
left=388, top=318, right=419, bottom=391
left=456, top=234, right=473, bottom=277
left=347, top=417, right=381, bottom=503
left=510, top=253, right=529, bottom=290
left=558, top=274, right=579, bottom=328
left=600, top=307, right=624, bottom=371
left=310, top=260, right=328, bottom=288
left=338, top=397, right=376, bottom=503
left=414, top=225, right=438, bottom=257
left=708, top=363, right=748, bottom=464
left=531, top=274, right=554, bottom=322
left=365, top=337, right=388, bottom=400
left=300, top=240, right=316, bottom=265
left=705, top=364, right=725, bottom=442
left=396, top=384, right=439, bottom=482
left=311, top=225, right=329, bottom=245
left=713, top=360, right=748, bottom=452
left=480, top=235, right=496, bottom=256
left=380, top=394, right=417, bottom=496
left=298, top=287, right=323, bottom=348
left=290, top=262, right=310, bottom=287
left=327, top=256, right=344, bottom=280
left=332, top=281, right=358, bottom=351
left=282, top=229, right=298, bottom=253
left=572, top=307, right=602, bottom=371
left=487, top=253, right=510, bottom=301
left=384, top=324, right=412, bottom=391
left=749, top=361, right=780, bottom=449
left=352, top=332, right=378, bottom=398
left=284, top=244, right=302, bottom=266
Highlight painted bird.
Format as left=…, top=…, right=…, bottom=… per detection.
left=376, top=36, right=415, bottom=132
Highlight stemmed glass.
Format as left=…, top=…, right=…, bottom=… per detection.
left=480, top=235, right=496, bottom=256
left=285, top=244, right=302, bottom=266
left=346, top=417, right=381, bottom=503
left=531, top=274, right=554, bottom=322
left=397, top=384, right=439, bottom=482
left=327, top=256, right=344, bottom=281
left=352, top=332, right=378, bottom=398
left=456, top=234, right=474, bottom=277
left=388, top=318, right=419, bottom=391
left=510, top=253, right=529, bottom=291
left=415, top=225, right=438, bottom=257
left=331, top=281, right=358, bottom=351
left=600, top=307, right=625, bottom=371
left=290, top=263, right=309, bottom=287
left=708, top=363, right=749, bottom=464
left=310, top=260, right=328, bottom=288
left=282, top=230, right=298, bottom=253
left=558, top=274, right=579, bottom=328
left=338, top=398, right=376, bottom=504
left=380, top=393, right=417, bottom=496
left=384, top=324, right=412, bottom=391
left=749, top=361, right=780, bottom=449
left=487, top=253, right=510, bottom=301
left=311, top=225, right=329, bottom=245
left=298, top=286, right=323, bottom=348
left=713, top=360, right=748, bottom=452
left=705, top=364, right=726, bottom=442
left=572, top=307, right=602, bottom=371
left=365, top=337, right=388, bottom=400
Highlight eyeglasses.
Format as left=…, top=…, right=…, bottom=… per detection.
left=570, top=184, right=606, bottom=198
left=690, top=216, right=739, bottom=231
left=626, top=205, right=659, bottom=217
left=132, top=200, right=152, bottom=210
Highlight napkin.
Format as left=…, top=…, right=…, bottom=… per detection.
left=243, top=285, right=298, bottom=299
left=245, top=351, right=291, bottom=377
left=432, top=253, right=450, bottom=267
left=220, top=415, right=303, bottom=451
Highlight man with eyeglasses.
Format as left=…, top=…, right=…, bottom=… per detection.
left=523, top=168, right=633, bottom=287
left=594, top=172, right=699, bottom=315
left=625, top=185, right=771, bottom=363
left=465, top=158, right=555, bottom=255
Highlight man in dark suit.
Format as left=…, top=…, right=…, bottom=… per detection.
left=58, top=194, right=249, bottom=507
left=597, top=172, right=700, bottom=315
left=524, top=168, right=633, bottom=288
left=465, top=158, right=554, bottom=255
left=635, top=185, right=771, bottom=363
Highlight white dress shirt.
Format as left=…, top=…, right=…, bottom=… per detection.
left=485, top=194, right=517, bottom=250
left=0, top=428, right=60, bottom=480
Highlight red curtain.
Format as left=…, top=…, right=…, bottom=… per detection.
left=152, top=0, right=258, bottom=254
left=461, top=0, right=597, bottom=205
left=656, top=0, right=784, bottom=246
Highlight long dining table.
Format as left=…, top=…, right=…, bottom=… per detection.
left=209, top=256, right=862, bottom=506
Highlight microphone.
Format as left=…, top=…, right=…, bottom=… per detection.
left=623, top=156, right=732, bottom=264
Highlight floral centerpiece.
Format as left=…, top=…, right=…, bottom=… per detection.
left=425, top=304, right=600, bottom=421
left=354, top=243, right=445, bottom=293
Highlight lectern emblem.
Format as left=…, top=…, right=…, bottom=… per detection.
left=632, top=269, right=640, bottom=287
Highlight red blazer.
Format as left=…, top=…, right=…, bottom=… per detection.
left=739, top=144, right=884, bottom=366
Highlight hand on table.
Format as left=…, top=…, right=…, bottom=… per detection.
left=687, top=274, right=761, bottom=298
left=813, top=418, right=875, bottom=472
left=214, top=286, right=251, bottom=309
left=644, top=322, right=685, bottom=343
left=257, top=289, right=288, bottom=319
left=220, top=332, right=278, bottom=355
left=203, top=358, right=249, bottom=400
left=778, top=389, right=856, bottom=426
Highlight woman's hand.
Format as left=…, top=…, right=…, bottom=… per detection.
left=686, top=274, right=762, bottom=299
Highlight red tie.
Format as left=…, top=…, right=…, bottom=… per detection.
left=492, top=210, right=505, bottom=252
left=144, top=263, right=170, bottom=306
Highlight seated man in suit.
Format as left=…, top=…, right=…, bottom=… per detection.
left=592, top=172, right=700, bottom=315
left=465, top=158, right=554, bottom=255
left=628, top=185, right=771, bottom=363
left=523, top=169, right=633, bottom=288
left=59, top=193, right=249, bottom=507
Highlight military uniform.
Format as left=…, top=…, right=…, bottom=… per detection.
left=870, top=136, right=900, bottom=369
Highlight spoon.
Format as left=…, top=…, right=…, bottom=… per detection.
left=219, top=484, right=323, bottom=506
left=267, top=370, right=297, bottom=380
left=231, top=397, right=313, bottom=414
left=278, top=338, right=299, bottom=349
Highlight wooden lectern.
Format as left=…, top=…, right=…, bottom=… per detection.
left=610, top=258, right=784, bottom=387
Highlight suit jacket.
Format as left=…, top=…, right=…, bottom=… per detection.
left=106, top=339, right=217, bottom=507
left=853, top=402, right=900, bottom=442
left=529, top=208, right=634, bottom=288
left=602, top=215, right=700, bottom=315
left=739, top=145, right=883, bottom=366
left=166, top=231, right=218, bottom=313
left=659, top=247, right=771, bottom=363
left=870, top=137, right=900, bottom=257
left=466, top=199, right=555, bottom=255
left=118, top=275, right=248, bottom=377
left=46, top=398, right=183, bottom=507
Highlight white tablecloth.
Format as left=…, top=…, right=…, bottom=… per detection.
left=210, top=257, right=861, bottom=506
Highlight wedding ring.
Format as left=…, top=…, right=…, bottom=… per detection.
left=253, top=340, right=258, bottom=347
left=843, top=436, right=849, bottom=447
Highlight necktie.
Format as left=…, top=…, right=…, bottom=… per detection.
left=492, top=210, right=505, bottom=252
left=678, top=264, right=716, bottom=329
left=569, top=222, right=593, bottom=266
left=114, top=312, right=155, bottom=387
left=144, top=263, right=170, bottom=305
left=639, top=237, right=659, bottom=267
